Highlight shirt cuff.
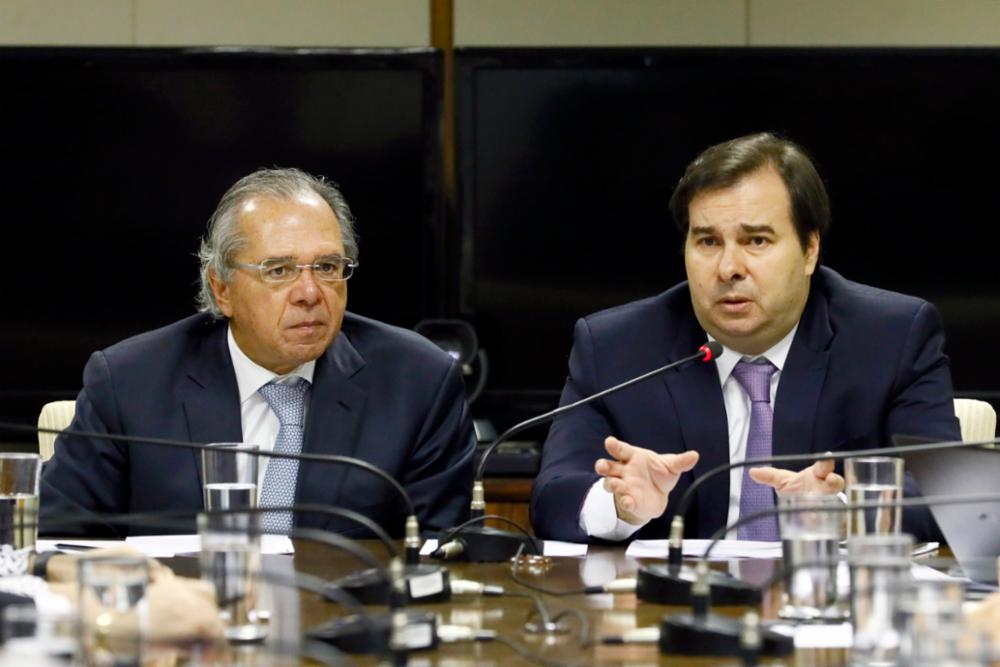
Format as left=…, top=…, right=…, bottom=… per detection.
left=578, top=479, right=647, bottom=541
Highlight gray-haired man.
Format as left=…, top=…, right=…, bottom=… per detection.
left=41, top=168, right=476, bottom=537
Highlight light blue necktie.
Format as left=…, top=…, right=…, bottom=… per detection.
left=258, top=378, right=310, bottom=534
left=732, top=359, right=780, bottom=541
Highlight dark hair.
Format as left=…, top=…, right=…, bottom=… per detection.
left=668, top=132, right=830, bottom=251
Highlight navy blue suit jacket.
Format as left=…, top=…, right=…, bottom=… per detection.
left=531, top=268, right=960, bottom=542
left=40, top=312, right=476, bottom=537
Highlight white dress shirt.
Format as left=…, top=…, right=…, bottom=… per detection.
left=227, top=327, right=315, bottom=486
left=579, top=324, right=799, bottom=540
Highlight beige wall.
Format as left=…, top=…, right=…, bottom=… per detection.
left=454, top=0, right=1000, bottom=47
left=3, top=1, right=1000, bottom=49
left=0, top=0, right=430, bottom=46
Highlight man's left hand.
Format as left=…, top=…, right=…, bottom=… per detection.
left=747, top=458, right=844, bottom=496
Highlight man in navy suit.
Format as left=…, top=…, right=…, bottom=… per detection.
left=41, top=168, right=476, bottom=537
left=531, top=133, right=959, bottom=543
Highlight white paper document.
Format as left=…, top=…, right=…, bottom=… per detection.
left=125, top=534, right=294, bottom=557
left=791, top=622, right=853, bottom=648
left=419, top=538, right=587, bottom=558
left=626, top=538, right=782, bottom=560
left=39, top=535, right=294, bottom=556
left=38, top=539, right=127, bottom=553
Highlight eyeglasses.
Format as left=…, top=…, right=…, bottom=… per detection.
left=231, top=255, right=358, bottom=284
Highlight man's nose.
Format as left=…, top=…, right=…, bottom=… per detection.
left=289, top=266, right=323, bottom=303
left=718, top=243, right=746, bottom=282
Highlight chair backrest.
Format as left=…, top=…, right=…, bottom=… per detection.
left=37, top=400, right=77, bottom=461
left=954, top=398, right=997, bottom=443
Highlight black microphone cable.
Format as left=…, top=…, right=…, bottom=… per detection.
left=0, top=420, right=427, bottom=561
left=616, top=491, right=1000, bottom=658
left=637, top=434, right=1000, bottom=607
left=666, top=434, right=1000, bottom=565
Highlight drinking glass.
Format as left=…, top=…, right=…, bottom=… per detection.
left=778, top=494, right=847, bottom=621
left=895, top=579, right=972, bottom=667
left=848, top=533, right=913, bottom=666
left=0, top=453, right=41, bottom=576
left=198, top=511, right=267, bottom=642
left=202, top=443, right=259, bottom=511
left=77, top=556, right=149, bottom=667
left=1, top=603, right=77, bottom=660
left=845, top=456, right=903, bottom=536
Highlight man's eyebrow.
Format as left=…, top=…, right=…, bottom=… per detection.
left=741, top=224, right=776, bottom=235
left=689, top=225, right=716, bottom=235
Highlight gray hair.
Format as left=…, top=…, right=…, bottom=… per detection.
left=196, top=167, right=359, bottom=318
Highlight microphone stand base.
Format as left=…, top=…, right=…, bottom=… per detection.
left=637, top=564, right=761, bottom=606
left=433, top=526, right=538, bottom=563
left=660, top=613, right=794, bottom=657
left=306, top=609, right=439, bottom=654
left=326, top=564, right=452, bottom=605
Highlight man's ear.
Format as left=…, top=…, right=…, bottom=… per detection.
left=208, top=269, right=233, bottom=317
left=804, top=231, right=820, bottom=276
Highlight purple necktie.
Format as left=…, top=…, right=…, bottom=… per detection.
left=732, top=359, right=780, bottom=541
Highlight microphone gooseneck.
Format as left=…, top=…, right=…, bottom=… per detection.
left=3, top=419, right=427, bottom=562
left=438, top=342, right=722, bottom=563
left=661, top=489, right=1000, bottom=657
left=666, top=434, right=1000, bottom=565
left=475, top=341, right=722, bottom=482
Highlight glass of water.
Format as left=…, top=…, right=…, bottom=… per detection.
left=198, top=511, right=267, bottom=642
left=202, top=443, right=259, bottom=511
left=77, top=556, right=149, bottom=667
left=895, top=579, right=969, bottom=666
left=845, top=456, right=903, bottom=536
left=1, top=603, right=77, bottom=660
left=848, top=533, right=914, bottom=666
left=778, top=494, right=848, bottom=621
left=0, top=453, right=41, bottom=576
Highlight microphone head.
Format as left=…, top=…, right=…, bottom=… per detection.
left=699, top=341, right=723, bottom=362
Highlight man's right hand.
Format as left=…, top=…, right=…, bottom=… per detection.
left=594, top=436, right=700, bottom=525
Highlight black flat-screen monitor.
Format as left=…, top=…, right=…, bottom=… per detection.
left=456, top=47, right=1000, bottom=421
left=0, top=47, right=442, bottom=432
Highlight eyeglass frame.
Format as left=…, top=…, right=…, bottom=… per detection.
left=230, top=254, right=358, bottom=284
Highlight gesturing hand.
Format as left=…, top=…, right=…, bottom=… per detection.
left=595, top=436, right=700, bottom=525
left=747, top=458, right=844, bottom=497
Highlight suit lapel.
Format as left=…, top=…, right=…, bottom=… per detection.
left=773, top=287, right=833, bottom=460
left=180, top=324, right=243, bottom=490
left=660, top=310, right=730, bottom=537
left=296, top=332, right=367, bottom=510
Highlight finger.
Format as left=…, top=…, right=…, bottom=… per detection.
left=605, top=477, right=628, bottom=496
left=820, top=472, right=846, bottom=493
left=595, top=458, right=626, bottom=479
left=663, top=450, right=700, bottom=474
left=811, top=458, right=836, bottom=479
left=748, top=466, right=796, bottom=489
left=604, top=436, right=634, bottom=463
left=617, top=493, right=635, bottom=513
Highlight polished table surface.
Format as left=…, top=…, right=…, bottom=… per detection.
left=160, top=538, right=877, bottom=666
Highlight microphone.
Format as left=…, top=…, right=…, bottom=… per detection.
left=659, top=489, right=1000, bottom=657
left=2, top=421, right=460, bottom=607
left=640, top=434, right=997, bottom=606
left=433, top=341, right=723, bottom=562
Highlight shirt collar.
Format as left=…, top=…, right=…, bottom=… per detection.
left=712, top=322, right=799, bottom=386
left=227, top=326, right=316, bottom=404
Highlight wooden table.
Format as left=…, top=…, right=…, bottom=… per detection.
left=179, top=539, right=859, bottom=666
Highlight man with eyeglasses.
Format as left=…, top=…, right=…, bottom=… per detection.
left=40, top=168, right=476, bottom=538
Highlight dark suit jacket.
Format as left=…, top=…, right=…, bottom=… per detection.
left=40, top=312, right=476, bottom=538
left=530, top=267, right=960, bottom=542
